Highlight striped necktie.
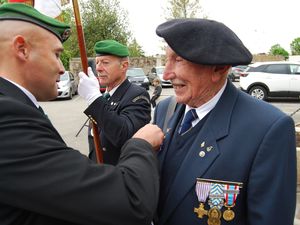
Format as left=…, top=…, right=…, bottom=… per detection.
left=179, top=109, right=198, bottom=134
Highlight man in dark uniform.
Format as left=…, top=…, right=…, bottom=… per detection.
left=153, top=18, right=296, bottom=225
left=79, top=40, right=151, bottom=165
left=0, top=3, right=163, bottom=225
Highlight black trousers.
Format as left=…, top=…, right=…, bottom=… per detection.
left=150, top=95, right=159, bottom=108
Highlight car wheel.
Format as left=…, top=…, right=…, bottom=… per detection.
left=67, top=89, right=73, bottom=100
left=249, top=86, right=267, bottom=100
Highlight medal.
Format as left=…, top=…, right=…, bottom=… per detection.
left=207, top=217, right=221, bottom=225
left=194, top=181, right=211, bottom=218
left=223, top=184, right=240, bottom=221
left=194, top=203, right=207, bottom=218
left=207, top=184, right=223, bottom=225
left=223, top=207, right=235, bottom=221
left=207, top=207, right=221, bottom=225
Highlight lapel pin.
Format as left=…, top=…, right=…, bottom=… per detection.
left=199, top=151, right=206, bottom=158
left=201, top=141, right=205, bottom=148
left=206, top=146, right=213, bottom=152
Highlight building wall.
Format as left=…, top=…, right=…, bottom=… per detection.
left=69, top=55, right=166, bottom=79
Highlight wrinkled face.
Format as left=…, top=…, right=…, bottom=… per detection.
left=25, top=29, right=65, bottom=101
left=163, top=46, right=228, bottom=107
left=95, top=55, right=128, bottom=90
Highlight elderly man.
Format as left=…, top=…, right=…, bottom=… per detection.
left=0, top=3, right=163, bottom=225
left=153, top=18, right=296, bottom=225
left=79, top=40, right=151, bottom=165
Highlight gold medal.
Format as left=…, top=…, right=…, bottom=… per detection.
left=207, top=207, right=221, bottom=225
left=194, top=203, right=208, bottom=218
left=207, top=217, right=221, bottom=225
left=223, top=208, right=235, bottom=221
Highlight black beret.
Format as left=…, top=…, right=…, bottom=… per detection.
left=156, top=18, right=252, bottom=66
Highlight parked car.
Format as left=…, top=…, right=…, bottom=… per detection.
left=148, top=66, right=172, bottom=87
left=88, top=58, right=106, bottom=93
left=240, top=61, right=300, bottom=100
left=228, top=65, right=248, bottom=82
left=126, top=67, right=150, bottom=90
left=57, top=71, right=78, bottom=99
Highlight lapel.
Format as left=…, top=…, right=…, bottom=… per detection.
left=107, top=79, right=131, bottom=109
left=0, top=77, right=36, bottom=108
left=0, top=77, right=64, bottom=141
left=158, top=81, right=239, bottom=224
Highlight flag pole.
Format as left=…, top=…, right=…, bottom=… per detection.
left=72, top=0, right=103, bottom=164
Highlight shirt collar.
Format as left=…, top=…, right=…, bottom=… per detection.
left=103, top=81, right=123, bottom=97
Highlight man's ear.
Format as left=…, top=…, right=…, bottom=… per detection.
left=120, top=60, right=129, bottom=71
left=214, top=65, right=231, bottom=75
left=13, top=35, right=29, bottom=61
left=212, top=65, right=231, bottom=82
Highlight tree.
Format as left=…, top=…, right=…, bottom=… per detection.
left=269, top=44, right=289, bottom=60
left=290, top=37, right=300, bottom=55
left=128, top=38, right=145, bottom=57
left=165, top=0, right=205, bottom=19
left=79, top=0, right=131, bottom=57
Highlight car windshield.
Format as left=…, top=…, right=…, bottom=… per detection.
left=60, top=73, right=69, bottom=81
left=156, top=67, right=164, bottom=74
left=126, top=68, right=145, bottom=77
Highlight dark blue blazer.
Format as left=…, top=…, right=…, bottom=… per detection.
left=153, top=81, right=296, bottom=225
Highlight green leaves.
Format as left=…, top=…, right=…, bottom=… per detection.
left=290, top=38, right=300, bottom=55
left=269, top=44, right=289, bottom=60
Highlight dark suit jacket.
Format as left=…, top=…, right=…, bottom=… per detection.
left=0, top=77, right=159, bottom=225
left=85, top=79, right=151, bottom=165
left=153, top=81, right=296, bottom=225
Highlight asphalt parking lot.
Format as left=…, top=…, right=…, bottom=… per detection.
left=39, top=84, right=300, bottom=225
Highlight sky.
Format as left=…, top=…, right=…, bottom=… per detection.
left=119, top=0, right=300, bottom=56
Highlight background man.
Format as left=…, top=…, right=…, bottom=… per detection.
left=0, top=3, right=163, bottom=225
left=79, top=40, right=151, bottom=165
left=153, top=18, right=296, bottom=225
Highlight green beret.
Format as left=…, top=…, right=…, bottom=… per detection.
left=0, top=3, right=71, bottom=42
left=94, top=40, right=129, bottom=57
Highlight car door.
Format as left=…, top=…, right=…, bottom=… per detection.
left=263, top=64, right=290, bottom=97
left=289, top=64, right=300, bottom=98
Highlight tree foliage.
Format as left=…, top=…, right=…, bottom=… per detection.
left=79, top=0, right=131, bottom=57
left=128, top=38, right=145, bottom=57
left=290, top=37, right=300, bottom=55
left=269, top=44, right=289, bottom=59
left=165, top=0, right=204, bottom=19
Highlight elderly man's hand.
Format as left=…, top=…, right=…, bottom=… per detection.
left=78, top=67, right=101, bottom=105
left=133, top=124, right=164, bottom=151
